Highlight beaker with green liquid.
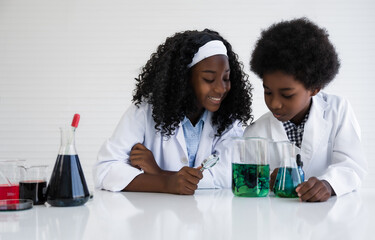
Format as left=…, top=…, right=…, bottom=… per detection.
left=232, top=137, right=270, bottom=197
left=272, top=141, right=302, bottom=198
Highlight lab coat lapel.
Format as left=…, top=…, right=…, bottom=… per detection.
left=175, top=123, right=188, bottom=164
left=301, top=94, right=329, bottom=170
left=269, top=116, right=289, bottom=142
left=195, top=112, right=215, bottom=167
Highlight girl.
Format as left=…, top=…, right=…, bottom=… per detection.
left=244, top=18, right=367, bottom=202
left=94, top=29, right=253, bottom=195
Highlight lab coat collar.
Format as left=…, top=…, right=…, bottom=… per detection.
left=195, top=111, right=215, bottom=166
left=268, top=116, right=288, bottom=142
left=301, top=93, right=329, bottom=170
left=181, top=110, right=208, bottom=126
left=176, top=110, right=212, bottom=165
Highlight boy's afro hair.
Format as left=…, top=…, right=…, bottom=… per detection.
left=250, top=17, right=340, bottom=90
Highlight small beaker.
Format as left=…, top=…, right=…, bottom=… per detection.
left=0, top=159, right=25, bottom=200
left=19, top=165, right=48, bottom=205
left=232, top=137, right=270, bottom=197
left=272, top=141, right=302, bottom=198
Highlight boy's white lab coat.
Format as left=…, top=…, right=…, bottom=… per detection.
left=244, top=92, right=367, bottom=197
left=94, top=102, right=243, bottom=191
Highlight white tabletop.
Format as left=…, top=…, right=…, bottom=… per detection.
left=1, top=188, right=374, bottom=240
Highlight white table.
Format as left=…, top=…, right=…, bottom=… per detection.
left=1, top=188, right=374, bottom=240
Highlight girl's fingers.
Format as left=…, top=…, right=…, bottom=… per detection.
left=129, top=150, right=143, bottom=157
left=131, top=143, right=146, bottom=150
left=184, top=181, right=198, bottom=192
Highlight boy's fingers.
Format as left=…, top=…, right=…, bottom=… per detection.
left=299, top=185, right=320, bottom=201
left=296, top=177, right=317, bottom=196
left=270, top=168, right=279, bottom=191
left=297, top=178, right=331, bottom=202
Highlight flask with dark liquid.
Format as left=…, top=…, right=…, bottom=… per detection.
left=47, top=114, right=90, bottom=207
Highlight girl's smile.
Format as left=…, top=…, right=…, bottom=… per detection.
left=189, top=54, right=230, bottom=123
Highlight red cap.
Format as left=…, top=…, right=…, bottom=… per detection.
left=71, top=114, right=80, bottom=128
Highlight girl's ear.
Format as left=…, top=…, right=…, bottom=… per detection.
left=311, top=88, right=321, bottom=96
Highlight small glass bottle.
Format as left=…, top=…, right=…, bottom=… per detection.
left=47, top=114, right=90, bottom=207
left=296, top=154, right=305, bottom=182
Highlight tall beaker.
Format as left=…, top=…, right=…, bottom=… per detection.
left=47, top=125, right=90, bottom=207
left=232, top=137, right=270, bottom=197
left=272, top=141, right=302, bottom=198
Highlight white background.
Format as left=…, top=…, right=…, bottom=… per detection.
left=0, top=0, right=374, bottom=190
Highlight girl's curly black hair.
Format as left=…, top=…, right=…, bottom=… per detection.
left=132, top=29, right=253, bottom=136
left=250, top=17, right=340, bottom=90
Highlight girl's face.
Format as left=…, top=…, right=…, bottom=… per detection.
left=190, top=55, right=231, bottom=113
left=263, top=71, right=319, bottom=125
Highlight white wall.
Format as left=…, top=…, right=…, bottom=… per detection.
left=0, top=0, right=374, bottom=189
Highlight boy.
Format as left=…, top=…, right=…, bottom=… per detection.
left=244, top=18, right=367, bottom=202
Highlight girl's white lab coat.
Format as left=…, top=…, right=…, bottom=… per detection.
left=94, top=102, right=243, bottom=191
left=244, top=92, right=367, bottom=197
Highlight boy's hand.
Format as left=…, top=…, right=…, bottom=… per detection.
left=295, top=177, right=335, bottom=202
left=167, top=166, right=203, bottom=195
left=269, top=168, right=279, bottom=191
left=129, top=143, right=162, bottom=175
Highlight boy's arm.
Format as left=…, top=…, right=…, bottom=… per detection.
left=318, top=99, right=367, bottom=197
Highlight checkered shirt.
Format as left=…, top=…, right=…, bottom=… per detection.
left=282, top=113, right=309, bottom=148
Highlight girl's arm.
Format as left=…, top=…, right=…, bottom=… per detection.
left=124, top=167, right=203, bottom=195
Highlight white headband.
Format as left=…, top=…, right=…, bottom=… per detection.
left=187, top=40, right=228, bottom=68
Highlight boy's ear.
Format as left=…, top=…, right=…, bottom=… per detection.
left=311, top=88, right=321, bottom=96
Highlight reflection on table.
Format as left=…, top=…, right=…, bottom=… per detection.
left=0, top=188, right=373, bottom=240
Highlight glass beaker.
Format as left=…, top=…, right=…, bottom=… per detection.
left=272, top=141, right=302, bottom=198
left=0, top=159, right=25, bottom=200
left=232, top=137, right=270, bottom=197
left=19, top=165, right=48, bottom=205
left=46, top=126, right=90, bottom=207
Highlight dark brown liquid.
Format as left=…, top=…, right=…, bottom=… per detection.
left=19, top=180, right=47, bottom=205
left=47, top=154, right=89, bottom=207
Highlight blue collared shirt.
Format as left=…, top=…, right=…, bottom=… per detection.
left=181, top=110, right=208, bottom=167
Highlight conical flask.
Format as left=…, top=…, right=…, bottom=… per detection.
left=47, top=114, right=90, bottom=207
left=273, top=141, right=302, bottom=198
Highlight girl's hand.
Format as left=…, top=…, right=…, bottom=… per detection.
left=167, top=167, right=203, bottom=195
left=129, top=143, right=162, bottom=175
left=269, top=168, right=279, bottom=191
left=295, top=177, right=335, bottom=202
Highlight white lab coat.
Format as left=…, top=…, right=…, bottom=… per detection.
left=244, top=92, right=367, bottom=197
left=94, top=102, right=243, bottom=191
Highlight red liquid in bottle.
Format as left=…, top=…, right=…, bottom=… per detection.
left=0, top=184, right=19, bottom=200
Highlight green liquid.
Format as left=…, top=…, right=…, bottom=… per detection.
left=232, top=163, right=270, bottom=197
left=273, top=167, right=301, bottom=198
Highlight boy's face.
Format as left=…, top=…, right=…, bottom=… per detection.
left=190, top=55, right=231, bottom=113
left=263, top=71, right=319, bottom=125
